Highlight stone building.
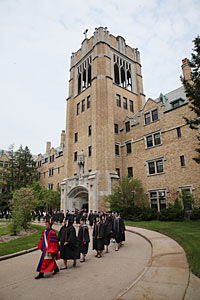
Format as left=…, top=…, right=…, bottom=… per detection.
left=36, top=130, right=65, bottom=191
left=35, top=27, right=199, bottom=212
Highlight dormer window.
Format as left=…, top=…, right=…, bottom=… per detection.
left=171, top=98, right=184, bottom=109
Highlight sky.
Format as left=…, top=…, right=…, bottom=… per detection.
left=0, top=0, right=200, bottom=155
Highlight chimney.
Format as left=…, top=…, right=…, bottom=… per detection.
left=46, top=141, right=51, bottom=154
left=181, top=58, right=192, bottom=82
left=60, top=130, right=65, bottom=147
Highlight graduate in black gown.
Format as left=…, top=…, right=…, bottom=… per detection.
left=78, top=217, right=90, bottom=262
left=58, top=218, right=80, bottom=269
left=104, top=214, right=113, bottom=253
left=88, top=210, right=94, bottom=228
left=112, top=211, right=126, bottom=251
left=93, top=215, right=105, bottom=258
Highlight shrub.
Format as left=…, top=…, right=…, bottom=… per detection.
left=190, top=208, right=200, bottom=220
left=158, top=199, right=184, bottom=221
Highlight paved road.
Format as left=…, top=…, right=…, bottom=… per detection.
left=0, top=224, right=151, bottom=300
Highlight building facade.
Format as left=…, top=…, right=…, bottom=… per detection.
left=35, top=28, right=200, bottom=212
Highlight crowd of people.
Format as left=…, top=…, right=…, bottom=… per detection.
left=35, top=210, right=126, bottom=279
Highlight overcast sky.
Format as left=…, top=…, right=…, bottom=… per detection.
left=0, top=0, right=199, bottom=155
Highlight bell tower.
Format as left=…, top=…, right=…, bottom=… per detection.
left=61, top=27, right=145, bottom=212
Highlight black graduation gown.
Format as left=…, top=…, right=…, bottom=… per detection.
left=104, top=220, right=112, bottom=246
left=58, top=224, right=80, bottom=260
left=78, top=224, right=90, bottom=254
left=92, top=222, right=105, bottom=251
left=88, top=213, right=94, bottom=227
left=112, top=217, right=126, bottom=243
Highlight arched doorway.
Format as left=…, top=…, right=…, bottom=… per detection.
left=67, top=186, right=89, bottom=212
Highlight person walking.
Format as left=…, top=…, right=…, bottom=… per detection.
left=35, top=219, right=60, bottom=279
left=93, top=215, right=105, bottom=258
left=112, top=211, right=126, bottom=251
left=78, top=217, right=90, bottom=262
left=58, top=218, right=80, bottom=269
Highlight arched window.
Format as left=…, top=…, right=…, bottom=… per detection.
left=82, top=69, right=86, bottom=90
left=127, top=70, right=132, bottom=91
left=88, top=65, right=91, bottom=86
left=78, top=73, right=81, bottom=94
left=121, top=67, right=126, bottom=88
left=114, top=63, right=119, bottom=85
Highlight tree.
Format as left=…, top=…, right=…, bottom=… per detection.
left=10, top=188, right=36, bottom=235
left=30, top=181, right=60, bottom=212
left=181, top=35, right=200, bottom=164
left=105, top=176, right=148, bottom=219
left=0, top=145, right=37, bottom=207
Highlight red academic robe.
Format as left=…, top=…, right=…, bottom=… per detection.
left=37, top=228, right=60, bottom=273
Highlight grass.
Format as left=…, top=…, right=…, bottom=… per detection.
left=0, top=224, right=12, bottom=236
left=0, top=224, right=45, bottom=257
left=125, top=220, right=200, bottom=278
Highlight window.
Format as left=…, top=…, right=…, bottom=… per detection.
left=0, top=161, right=3, bottom=167
left=116, top=168, right=120, bottom=177
left=87, top=95, right=91, bottom=108
left=116, top=94, right=121, bottom=107
left=171, top=100, right=180, bottom=108
left=144, top=109, right=158, bottom=125
left=126, top=142, right=132, bottom=154
left=129, top=100, right=134, bottom=112
left=123, top=97, right=127, bottom=109
left=88, top=146, right=92, bottom=157
left=114, top=124, right=118, bottom=134
left=49, top=168, right=54, bottom=177
left=37, top=161, right=42, bottom=168
left=75, top=132, right=78, bottom=143
left=58, top=167, right=60, bottom=174
left=128, top=167, right=133, bottom=178
left=144, top=112, right=151, bottom=125
left=48, top=183, right=53, bottom=190
left=146, top=132, right=161, bottom=148
left=177, top=127, right=181, bottom=138
left=88, top=125, right=92, bottom=136
left=180, top=155, right=185, bottom=167
left=125, top=121, right=130, bottom=132
left=77, top=103, right=80, bottom=115
left=115, top=144, right=119, bottom=155
left=147, top=159, right=164, bottom=175
left=44, top=157, right=48, bottom=163
left=74, top=152, right=77, bottom=161
left=77, top=57, right=92, bottom=94
left=82, top=99, right=85, bottom=112
left=150, top=190, right=166, bottom=211
left=152, top=109, right=158, bottom=121
left=50, top=155, right=54, bottom=163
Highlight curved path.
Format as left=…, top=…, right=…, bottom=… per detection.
left=0, top=224, right=151, bottom=300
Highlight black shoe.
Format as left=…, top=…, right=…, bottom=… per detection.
left=52, top=267, right=59, bottom=275
left=35, top=273, right=44, bottom=279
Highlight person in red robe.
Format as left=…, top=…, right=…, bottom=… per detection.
left=35, top=219, right=60, bottom=279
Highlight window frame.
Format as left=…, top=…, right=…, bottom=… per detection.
left=147, top=158, right=165, bottom=176
left=129, top=100, right=134, bottom=112
left=149, top=190, right=167, bottom=212
left=114, top=123, right=119, bottom=134
left=115, top=144, right=120, bottom=156
left=125, top=121, right=130, bottom=133
left=126, top=142, right=132, bottom=154
left=144, top=108, right=159, bottom=125
left=123, top=97, right=128, bottom=109
left=116, top=94, right=121, bottom=107
left=145, top=131, right=162, bottom=149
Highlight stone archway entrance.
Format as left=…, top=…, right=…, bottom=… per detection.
left=67, top=186, right=89, bottom=212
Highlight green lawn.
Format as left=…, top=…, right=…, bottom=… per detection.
left=0, top=224, right=12, bottom=236
left=125, top=220, right=200, bottom=278
left=0, top=224, right=45, bottom=257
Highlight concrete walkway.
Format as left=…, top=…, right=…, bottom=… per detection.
left=0, top=224, right=151, bottom=300
left=117, top=226, right=200, bottom=300
left=0, top=223, right=199, bottom=300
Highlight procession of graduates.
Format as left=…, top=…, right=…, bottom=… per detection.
left=35, top=211, right=126, bottom=279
